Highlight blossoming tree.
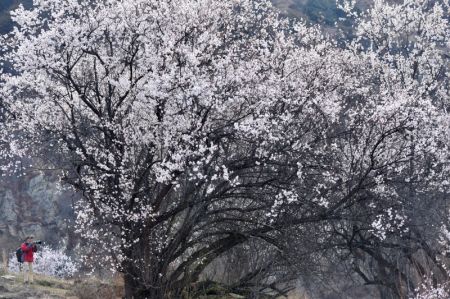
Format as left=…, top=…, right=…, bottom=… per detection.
left=0, top=0, right=448, bottom=297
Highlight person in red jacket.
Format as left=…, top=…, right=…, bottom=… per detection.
left=21, top=236, right=37, bottom=284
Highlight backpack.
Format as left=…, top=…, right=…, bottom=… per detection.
left=16, top=247, right=23, bottom=263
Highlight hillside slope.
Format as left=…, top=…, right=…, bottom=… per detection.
left=0, top=0, right=32, bottom=34
left=0, top=0, right=341, bottom=33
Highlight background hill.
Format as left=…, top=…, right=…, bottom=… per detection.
left=0, top=0, right=32, bottom=34
left=0, top=0, right=343, bottom=33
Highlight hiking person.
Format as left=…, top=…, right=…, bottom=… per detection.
left=21, top=236, right=37, bottom=284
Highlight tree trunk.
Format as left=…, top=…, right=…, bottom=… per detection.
left=123, top=259, right=164, bottom=299
left=121, top=237, right=170, bottom=299
left=123, top=268, right=142, bottom=299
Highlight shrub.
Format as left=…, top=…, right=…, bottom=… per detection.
left=8, top=245, right=77, bottom=278
left=69, top=276, right=124, bottom=299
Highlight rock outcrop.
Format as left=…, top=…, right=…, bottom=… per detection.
left=0, top=172, right=76, bottom=254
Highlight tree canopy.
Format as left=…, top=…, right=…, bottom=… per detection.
left=1, top=0, right=449, bottom=298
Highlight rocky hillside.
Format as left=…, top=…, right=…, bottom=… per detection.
left=0, top=172, right=77, bottom=254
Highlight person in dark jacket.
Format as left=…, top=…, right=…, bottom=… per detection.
left=21, top=236, right=37, bottom=284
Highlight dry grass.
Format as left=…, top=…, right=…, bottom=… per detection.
left=0, top=272, right=73, bottom=298
left=0, top=271, right=125, bottom=299
left=68, top=274, right=124, bottom=299
left=3, top=271, right=306, bottom=299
